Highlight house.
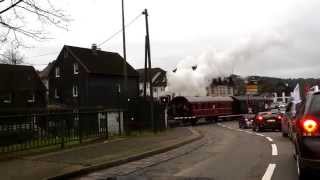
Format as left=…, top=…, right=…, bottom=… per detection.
left=137, top=68, right=167, bottom=99
left=207, top=77, right=234, bottom=97
left=48, top=44, right=139, bottom=110
left=0, top=64, right=47, bottom=115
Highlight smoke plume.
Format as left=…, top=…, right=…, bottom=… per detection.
left=166, top=31, right=287, bottom=96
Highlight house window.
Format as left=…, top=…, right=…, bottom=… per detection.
left=54, top=89, right=59, bottom=99
left=73, top=63, right=79, bottom=75
left=73, top=109, right=79, bottom=127
left=0, top=93, right=12, bottom=104
left=73, top=85, right=78, bottom=97
left=27, top=93, right=35, bottom=103
left=55, top=67, right=60, bottom=78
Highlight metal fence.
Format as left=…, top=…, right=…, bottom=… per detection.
left=0, top=110, right=123, bottom=154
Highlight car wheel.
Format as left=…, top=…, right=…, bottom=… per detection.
left=296, top=154, right=310, bottom=180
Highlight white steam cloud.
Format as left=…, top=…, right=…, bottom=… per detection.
left=166, top=31, right=287, bottom=96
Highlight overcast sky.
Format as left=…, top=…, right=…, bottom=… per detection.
left=16, top=0, right=320, bottom=78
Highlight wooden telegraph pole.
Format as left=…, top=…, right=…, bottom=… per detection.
left=142, top=9, right=155, bottom=133
left=121, top=0, right=127, bottom=135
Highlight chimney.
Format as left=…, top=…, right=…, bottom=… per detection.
left=91, top=43, right=98, bottom=55
left=91, top=43, right=97, bottom=50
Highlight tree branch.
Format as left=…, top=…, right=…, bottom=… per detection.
left=0, top=0, right=23, bottom=14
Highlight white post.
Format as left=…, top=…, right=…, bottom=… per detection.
left=273, top=93, right=277, bottom=103
left=165, top=107, right=168, bottom=128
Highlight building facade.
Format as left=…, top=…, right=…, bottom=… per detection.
left=48, top=45, right=139, bottom=110
left=207, top=77, right=234, bottom=97
left=137, top=68, right=167, bottom=99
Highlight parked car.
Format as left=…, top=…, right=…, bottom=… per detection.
left=239, top=114, right=255, bottom=129
left=293, top=91, right=320, bottom=179
left=252, top=111, right=282, bottom=132
left=281, top=102, right=299, bottom=138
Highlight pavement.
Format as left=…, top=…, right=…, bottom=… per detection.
left=76, top=121, right=309, bottom=180
left=0, top=127, right=201, bottom=180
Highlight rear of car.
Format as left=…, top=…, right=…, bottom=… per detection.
left=252, top=111, right=282, bottom=132
left=294, top=92, right=320, bottom=179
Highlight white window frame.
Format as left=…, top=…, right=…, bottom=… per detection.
left=73, top=85, right=78, bottom=97
left=55, top=67, right=60, bottom=78
left=73, top=63, right=79, bottom=75
left=54, top=89, right=59, bottom=99
left=27, top=93, right=35, bottom=103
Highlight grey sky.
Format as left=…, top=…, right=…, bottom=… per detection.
left=14, top=0, right=320, bottom=78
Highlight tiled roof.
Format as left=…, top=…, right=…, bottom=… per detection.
left=137, top=67, right=167, bottom=86
left=64, top=45, right=138, bottom=77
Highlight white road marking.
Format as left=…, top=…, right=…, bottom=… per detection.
left=262, top=163, right=276, bottom=180
left=245, top=131, right=254, bottom=134
left=271, top=144, right=278, bottom=156
left=266, top=137, right=273, bottom=142
left=217, top=123, right=279, bottom=180
left=255, top=133, right=265, bottom=137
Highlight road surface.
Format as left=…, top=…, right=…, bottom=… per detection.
left=77, top=121, right=302, bottom=180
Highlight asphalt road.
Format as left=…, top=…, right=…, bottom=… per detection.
left=77, top=121, right=302, bottom=180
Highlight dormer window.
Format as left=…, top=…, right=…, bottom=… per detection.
left=55, top=67, right=60, bottom=78
left=27, top=93, right=35, bottom=103
left=73, top=63, right=79, bottom=75
left=54, top=89, right=60, bottom=99
left=72, top=85, right=78, bottom=97
left=0, top=93, right=12, bottom=104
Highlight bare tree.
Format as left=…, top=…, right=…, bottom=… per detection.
left=0, top=0, right=69, bottom=46
left=0, top=47, right=24, bottom=64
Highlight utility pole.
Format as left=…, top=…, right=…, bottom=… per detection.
left=121, top=0, right=128, bottom=132
left=143, top=35, right=147, bottom=100
left=142, top=9, right=155, bottom=133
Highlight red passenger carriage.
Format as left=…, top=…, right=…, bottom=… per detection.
left=168, top=96, right=233, bottom=125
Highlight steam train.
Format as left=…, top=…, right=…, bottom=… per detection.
left=167, top=96, right=273, bottom=125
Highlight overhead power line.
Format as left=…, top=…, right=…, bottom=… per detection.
left=98, top=13, right=143, bottom=47
left=24, top=51, right=59, bottom=60
left=20, top=12, right=143, bottom=62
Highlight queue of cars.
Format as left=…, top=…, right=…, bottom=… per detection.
left=238, top=89, right=320, bottom=180
left=238, top=110, right=283, bottom=132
